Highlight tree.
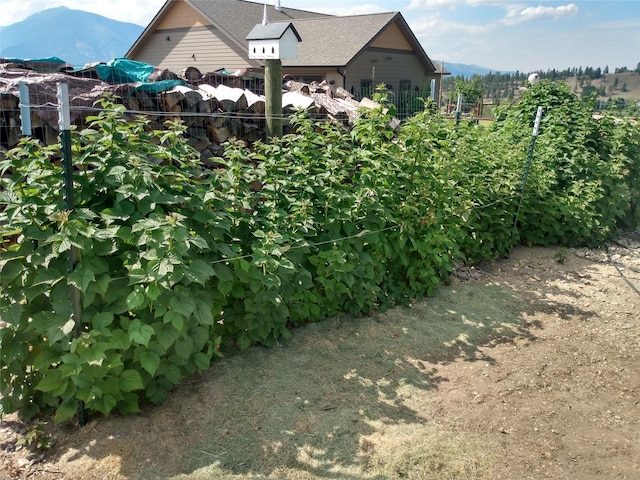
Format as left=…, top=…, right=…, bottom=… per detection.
left=454, top=76, right=484, bottom=104
left=581, top=85, right=598, bottom=100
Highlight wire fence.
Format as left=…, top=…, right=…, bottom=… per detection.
left=1, top=71, right=492, bottom=153
left=0, top=78, right=284, bottom=153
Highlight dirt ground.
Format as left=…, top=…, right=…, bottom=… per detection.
left=1, top=231, right=639, bottom=480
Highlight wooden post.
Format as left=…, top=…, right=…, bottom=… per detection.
left=264, top=58, right=283, bottom=138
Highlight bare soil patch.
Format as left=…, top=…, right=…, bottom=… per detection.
left=2, top=231, right=639, bottom=480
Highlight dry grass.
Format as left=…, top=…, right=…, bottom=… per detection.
left=564, top=71, right=640, bottom=102
left=46, top=283, right=527, bottom=480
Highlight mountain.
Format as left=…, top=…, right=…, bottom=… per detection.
left=0, top=7, right=144, bottom=68
left=438, top=61, right=513, bottom=78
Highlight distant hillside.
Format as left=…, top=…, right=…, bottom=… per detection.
left=0, top=7, right=143, bottom=68
left=438, top=61, right=509, bottom=78
left=563, top=71, right=640, bottom=103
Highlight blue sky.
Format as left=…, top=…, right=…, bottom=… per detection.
left=1, top=0, right=638, bottom=72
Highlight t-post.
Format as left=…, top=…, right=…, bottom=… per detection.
left=513, top=106, right=544, bottom=233
left=455, top=94, right=462, bottom=125
left=56, top=83, right=86, bottom=426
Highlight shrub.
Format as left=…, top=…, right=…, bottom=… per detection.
left=493, top=81, right=639, bottom=246
left=1, top=88, right=637, bottom=424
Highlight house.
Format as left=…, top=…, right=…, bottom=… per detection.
left=126, top=0, right=444, bottom=102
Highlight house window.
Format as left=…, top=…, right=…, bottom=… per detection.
left=399, top=80, right=411, bottom=91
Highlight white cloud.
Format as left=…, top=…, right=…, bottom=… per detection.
left=501, top=3, right=579, bottom=26
left=410, top=13, right=493, bottom=37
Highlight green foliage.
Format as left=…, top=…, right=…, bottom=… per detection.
left=454, top=76, right=484, bottom=104
left=493, top=81, right=639, bottom=246
left=1, top=87, right=637, bottom=424
left=1, top=103, right=225, bottom=422
left=16, top=421, right=52, bottom=450
left=554, top=248, right=568, bottom=264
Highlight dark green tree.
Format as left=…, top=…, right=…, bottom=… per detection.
left=454, top=76, right=484, bottom=104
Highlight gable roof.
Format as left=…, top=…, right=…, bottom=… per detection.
left=246, top=22, right=302, bottom=42
left=127, top=0, right=436, bottom=72
left=127, top=0, right=328, bottom=58
left=284, top=12, right=435, bottom=71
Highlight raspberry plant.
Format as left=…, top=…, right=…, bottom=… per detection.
left=1, top=85, right=637, bottom=424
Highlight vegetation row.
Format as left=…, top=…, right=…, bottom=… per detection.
left=0, top=81, right=638, bottom=424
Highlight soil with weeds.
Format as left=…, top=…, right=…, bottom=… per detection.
left=1, top=231, right=639, bottom=480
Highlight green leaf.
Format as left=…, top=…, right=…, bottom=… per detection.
left=215, top=243, right=237, bottom=259
left=146, top=284, right=162, bottom=301
left=237, top=332, right=252, bottom=351
left=0, top=303, right=23, bottom=325
left=71, top=373, right=96, bottom=390
left=126, top=286, right=146, bottom=311
left=35, top=372, right=66, bottom=393
left=146, top=381, right=169, bottom=405
left=91, top=311, right=114, bottom=329
left=93, top=394, right=118, bottom=416
left=191, top=352, right=210, bottom=371
left=161, top=363, right=182, bottom=384
left=118, top=393, right=141, bottom=415
left=120, top=369, right=144, bottom=392
left=89, top=274, right=111, bottom=297
left=128, top=320, right=154, bottom=347
left=193, top=300, right=214, bottom=326
left=155, top=323, right=179, bottom=351
left=213, top=263, right=234, bottom=282
left=140, top=351, right=161, bottom=376
left=0, top=259, right=24, bottom=282
left=108, top=329, right=131, bottom=350
left=184, top=259, right=215, bottom=285
left=164, top=310, right=185, bottom=333
left=33, top=268, right=65, bottom=287
left=68, top=263, right=96, bottom=293
left=19, top=402, right=40, bottom=420
left=54, top=397, right=78, bottom=424
left=33, top=349, right=61, bottom=370
left=169, top=294, right=194, bottom=318
left=217, top=280, right=233, bottom=296
left=174, top=337, right=193, bottom=360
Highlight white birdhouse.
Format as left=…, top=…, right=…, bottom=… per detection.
left=246, top=22, right=301, bottom=60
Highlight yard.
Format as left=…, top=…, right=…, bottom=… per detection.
left=1, top=231, right=638, bottom=479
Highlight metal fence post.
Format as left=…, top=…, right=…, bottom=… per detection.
left=455, top=94, right=462, bottom=125
left=513, top=106, right=544, bottom=232
left=18, top=82, right=32, bottom=137
left=56, top=82, right=86, bottom=426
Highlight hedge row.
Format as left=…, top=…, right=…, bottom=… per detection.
left=0, top=82, right=638, bottom=422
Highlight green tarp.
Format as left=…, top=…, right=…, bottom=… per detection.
left=95, top=58, right=156, bottom=84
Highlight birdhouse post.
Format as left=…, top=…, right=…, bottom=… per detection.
left=246, top=4, right=301, bottom=138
